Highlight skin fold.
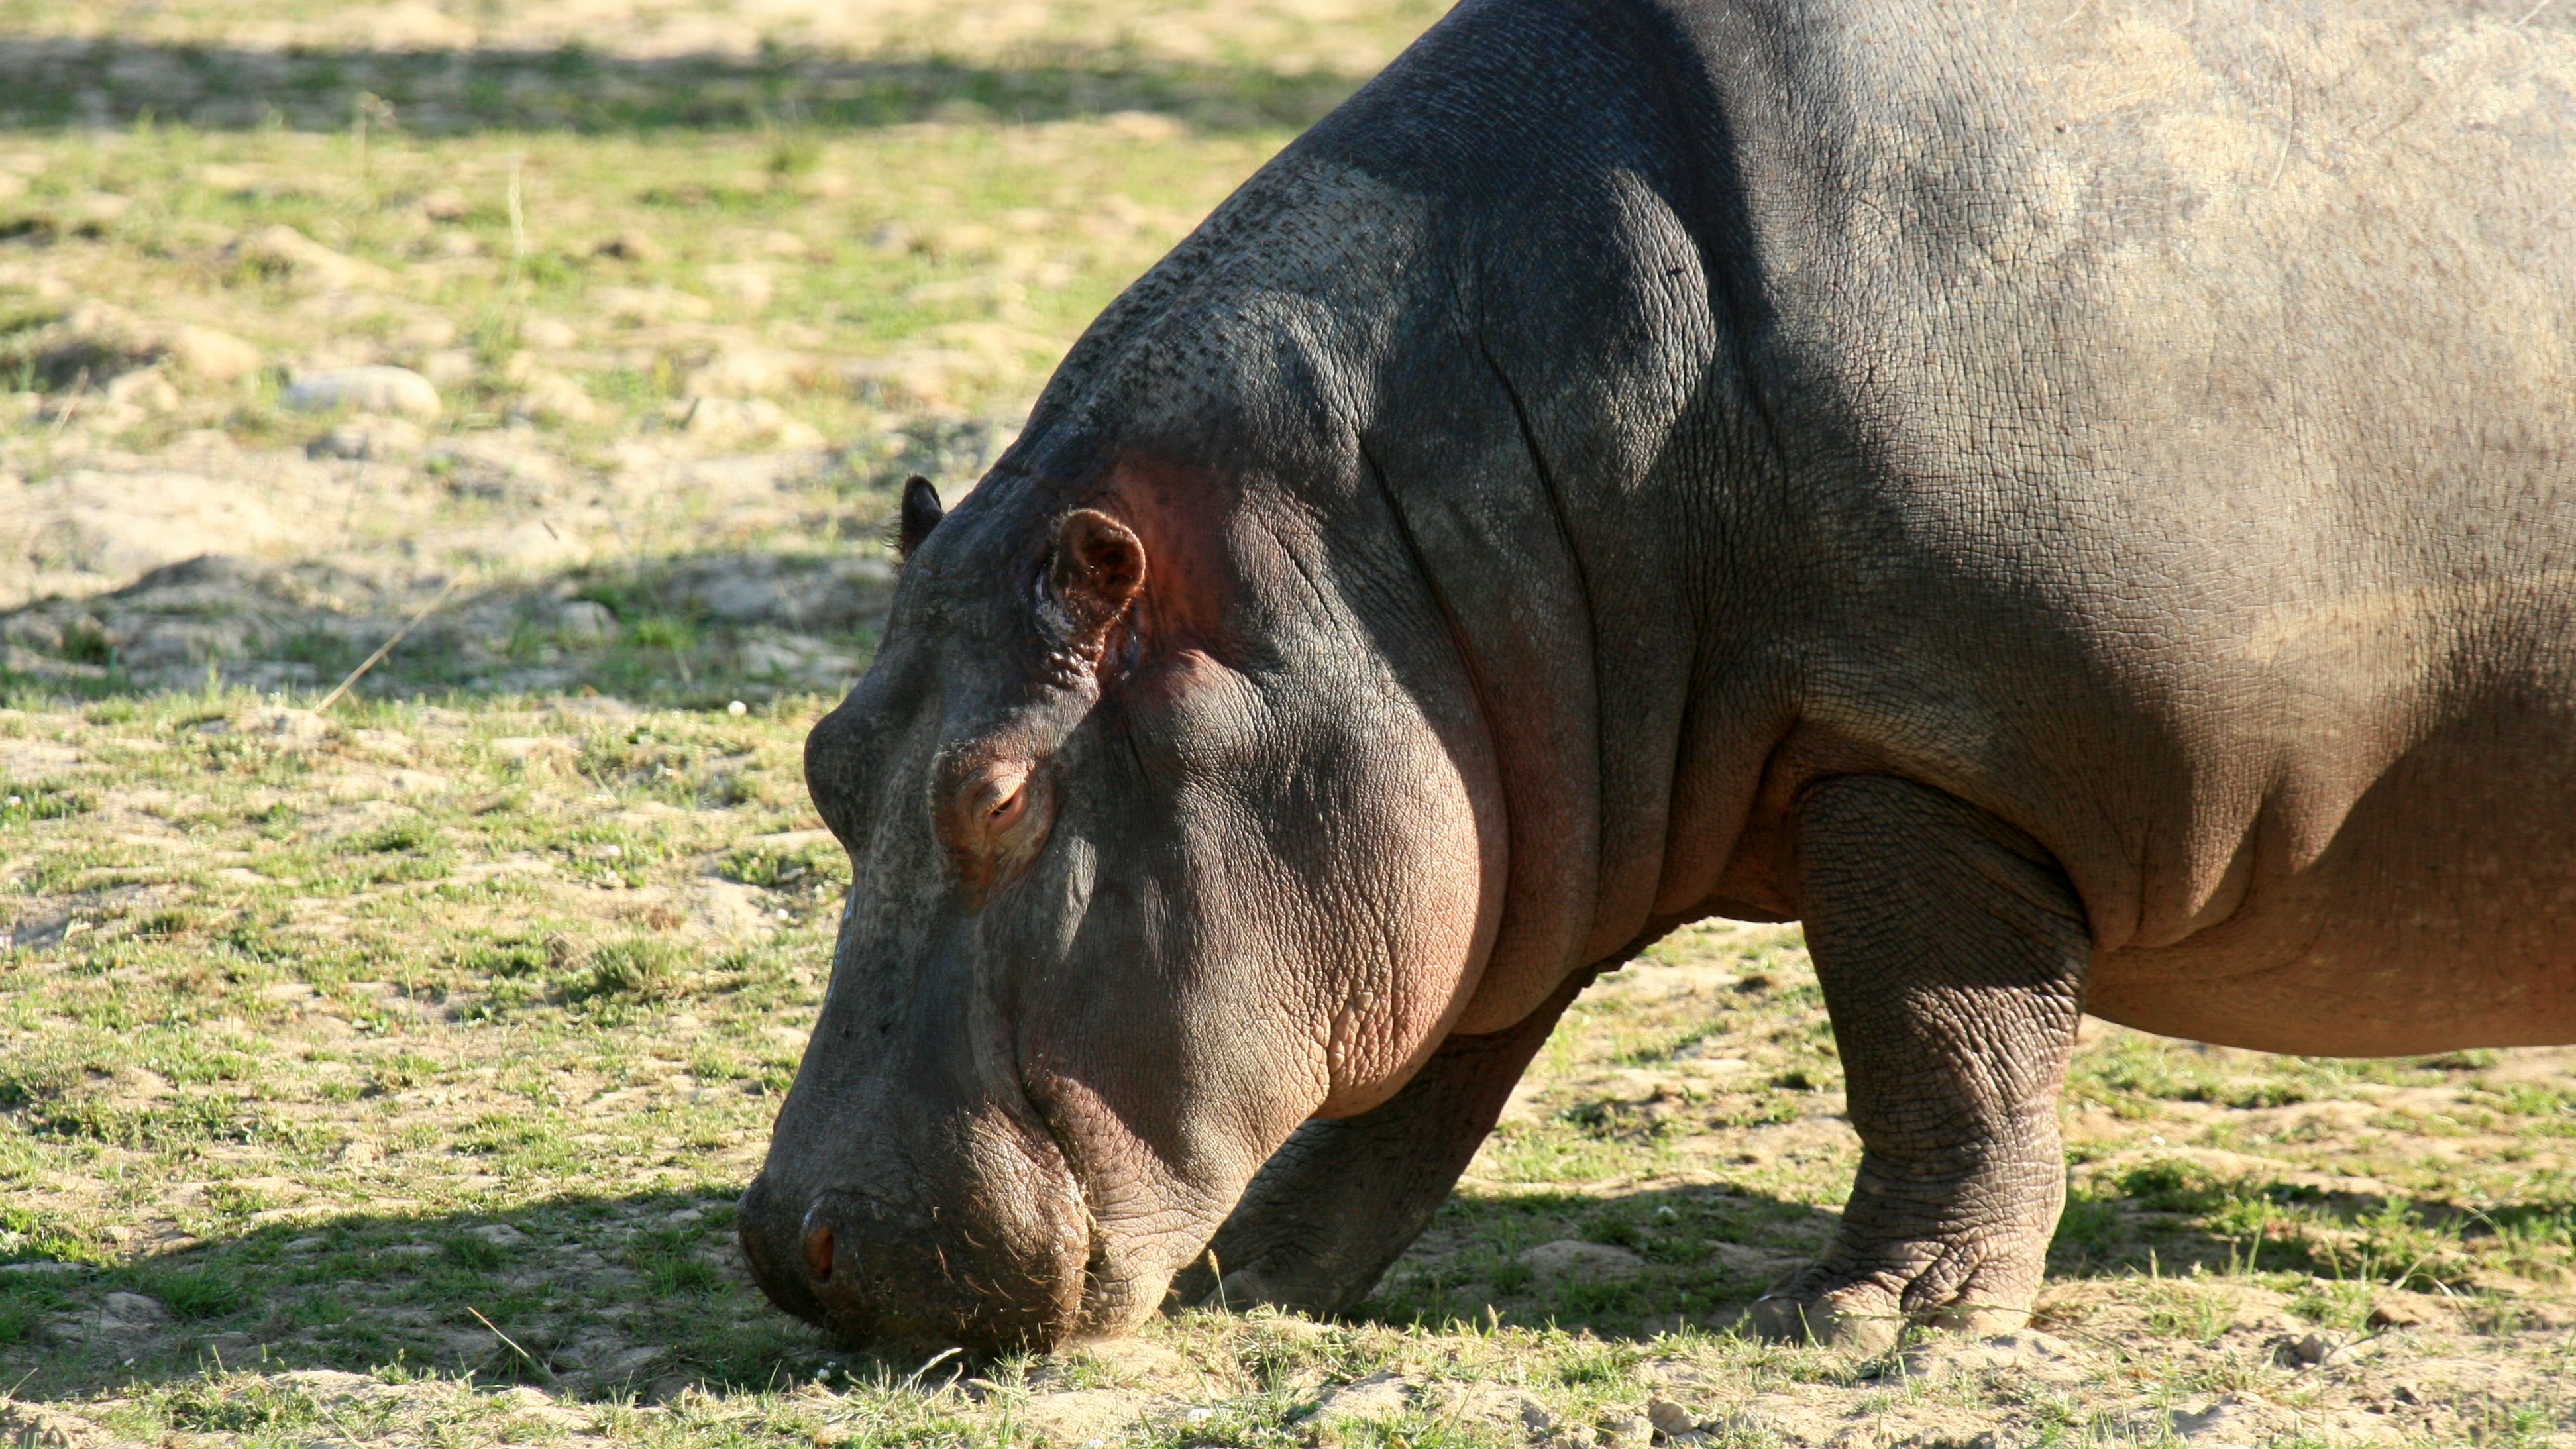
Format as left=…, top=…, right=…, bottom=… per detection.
left=739, top=0, right=2576, bottom=1352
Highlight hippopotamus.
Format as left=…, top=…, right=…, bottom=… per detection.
left=737, top=0, right=2576, bottom=1353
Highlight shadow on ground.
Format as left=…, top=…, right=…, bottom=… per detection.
left=0, top=39, right=1366, bottom=134
left=1352, top=1165, right=2514, bottom=1342
left=3, top=1189, right=844, bottom=1404
left=0, top=545, right=899, bottom=709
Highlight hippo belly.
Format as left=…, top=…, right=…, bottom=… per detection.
left=2092, top=682, right=2576, bottom=1055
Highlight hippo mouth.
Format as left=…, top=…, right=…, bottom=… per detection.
left=737, top=1110, right=1102, bottom=1354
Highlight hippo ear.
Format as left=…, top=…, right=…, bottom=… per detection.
left=1048, top=508, right=1147, bottom=664
left=896, top=476, right=945, bottom=561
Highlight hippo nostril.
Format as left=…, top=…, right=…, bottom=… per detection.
left=804, top=1222, right=836, bottom=1281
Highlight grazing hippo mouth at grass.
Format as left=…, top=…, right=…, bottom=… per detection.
left=742, top=0, right=2576, bottom=1353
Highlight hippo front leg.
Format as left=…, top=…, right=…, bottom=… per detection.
left=1168, top=969, right=1596, bottom=1318
left=1750, top=775, right=2090, bottom=1354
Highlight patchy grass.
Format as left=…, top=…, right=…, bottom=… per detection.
left=1, top=0, right=2575, bottom=1444
left=5, top=695, right=2576, bottom=1445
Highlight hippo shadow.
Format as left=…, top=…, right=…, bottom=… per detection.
left=1342, top=1167, right=2514, bottom=1343
left=1, top=1167, right=2536, bottom=1409
left=0, top=547, right=903, bottom=708
left=0, top=1189, right=859, bottom=1406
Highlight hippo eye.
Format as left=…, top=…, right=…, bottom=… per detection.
left=945, top=762, right=1045, bottom=881
left=959, top=766, right=1033, bottom=852
left=982, top=780, right=1027, bottom=832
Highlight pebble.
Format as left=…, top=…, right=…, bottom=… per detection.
left=1596, top=1410, right=1650, bottom=1449
left=1303, top=1371, right=1411, bottom=1424
left=1645, top=1397, right=1697, bottom=1436
left=284, top=366, right=441, bottom=420
left=160, top=323, right=265, bottom=381
left=229, top=224, right=395, bottom=291
left=101, top=1291, right=168, bottom=1326
left=553, top=600, right=618, bottom=643
left=1516, top=1239, right=1646, bottom=1282
left=594, top=231, right=665, bottom=262
left=2282, top=1330, right=2343, bottom=1367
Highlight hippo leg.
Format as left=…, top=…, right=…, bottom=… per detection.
left=1167, top=968, right=1597, bottom=1318
left=1749, top=775, right=2091, bottom=1353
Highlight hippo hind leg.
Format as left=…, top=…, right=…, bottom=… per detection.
left=1749, top=775, right=2091, bottom=1354
left=1168, top=969, right=1597, bottom=1318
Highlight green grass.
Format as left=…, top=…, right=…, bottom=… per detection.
left=3, top=1, right=2576, bottom=1441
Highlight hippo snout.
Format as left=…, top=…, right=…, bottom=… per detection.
left=737, top=1146, right=1093, bottom=1354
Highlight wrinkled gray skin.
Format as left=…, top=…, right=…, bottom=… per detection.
left=741, top=0, right=2576, bottom=1354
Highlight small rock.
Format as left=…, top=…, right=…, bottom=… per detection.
left=1516, top=1239, right=1646, bottom=1282
left=593, top=231, right=665, bottom=262
left=2367, top=1298, right=2426, bottom=1329
left=284, top=366, right=441, bottom=420
left=1644, top=1398, right=1696, bottom=1437
left=1513, top=1392, right=1556, bottom=1434
left=684, top=349, right=796, bottom=399
left=2168, top=1398, right=2270, bottom=1442
left=1595, top=1411, right=1650, bottom=1449
left=228, top=223, right=394, bottom=290
left=513, top=369, right=596, bottom=423
left=1306, top=1371, right=1412, bottom=1424
left=420, top=188, right=468, bottom=222
left=553, top=599, right=618, bottom=643
left=222, top=706, right=333, bottom=742
left=519, top=316, right=580, bottom=349
left=205, top=1330, right=255, bottom=1358
left=2282, top=1330, right=2341, bottom=1367
left=675, top=394, right=822, bottom=448
left=309, top=414, right=429, bottom=460
left=283, top=1236, right=328, bottom=1252
left=103, top=368, right=178, bottom=411
left=470, top=1223, right=529, bottom=1247
left=161, top=324, right=264, bottom=381
left=101, top=1291, right=168, bottom=1326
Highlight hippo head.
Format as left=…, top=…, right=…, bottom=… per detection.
left=739, top=429, right=1505, bottom=1351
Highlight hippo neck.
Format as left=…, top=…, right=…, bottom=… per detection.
left=999, top=0, right=1803, bottom=1035
left=1324, top=3, right=1798, bottom=1032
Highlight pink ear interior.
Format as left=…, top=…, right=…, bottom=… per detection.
left=1060, top=509, right=1146, bottom=606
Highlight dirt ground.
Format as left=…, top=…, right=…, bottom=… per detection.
left=4, top=3, right=2576, bottom=1446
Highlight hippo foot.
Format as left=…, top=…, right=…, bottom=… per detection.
left=1746, top=1263, right=2033, bottom=1354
